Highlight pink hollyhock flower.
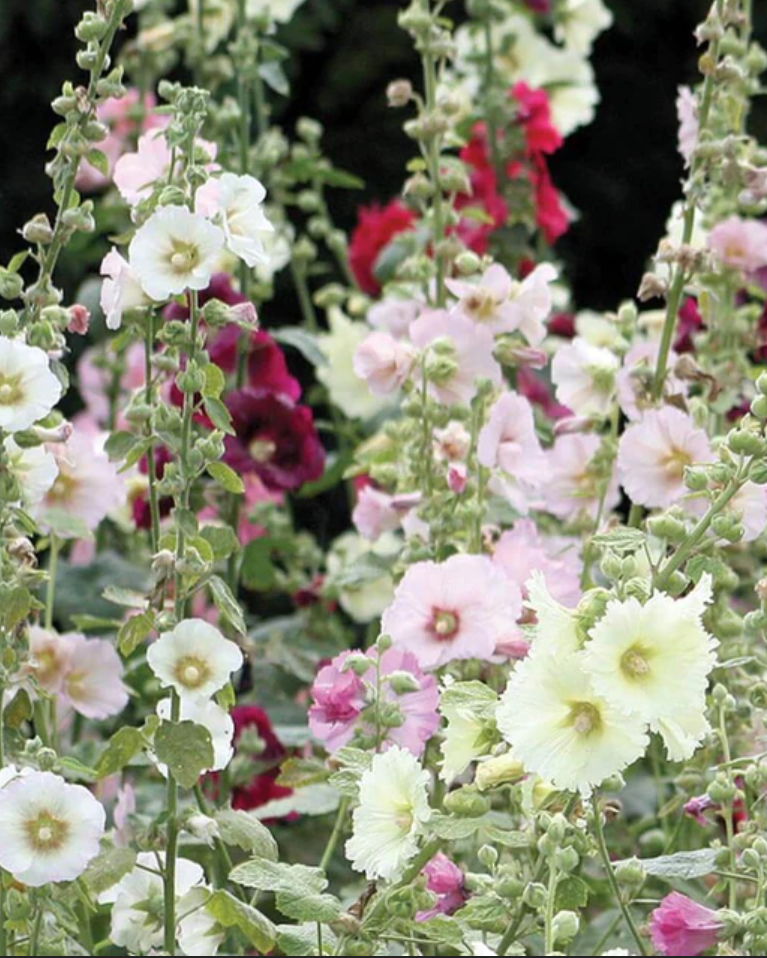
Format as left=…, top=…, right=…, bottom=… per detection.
left=730, top=481, right=767, bottom=542
left=478, top=391, right=546, bottom=510
left=433, top=421, right=471, bottom=464
left=493, top=518, right=582, bottom=609
left=353, top=485, right=401, bottom=541
left=512, top=82, right=564, bottom=156
left=617, top=342, right=686, bottom=421
left=26, top=626, right=72, bottom=696
left=100, top=249, right=148, bottom=331
left=354, top=331, right=416, bottom=395
left=78, top=342, right=146, bottom=427
left=543, top=434, right=621, bottom=521
left=114, top=130, right=217, bottom=207
left=708, top=215, right=767, bottom=273
left=349, top=201, right=416, bottom=296
left=677, top=86, right=699, bottom=167
left=224, top=388, right=325, bottom=492
left=209, top=325, right=301, bottom=401
left=649, top=893, right=722, bottom=957
left=60, top=634, right=129, bottom=720
left=368, top=298, right=421, bottom=339
left=113, top=783, right=136, bottom=848
left=416, top=853, right=467, bottom=922
left=409, top=310, right=501, bottom=407
left=309, top=647, right=439, bottom=756
left=617, top=407, right=713, bottom=510
left=381, top=554, right=521, bottom=670
left=683, top=793, right=717, bottom=826
left=551, top=337, right=620, bottom=417
left=448, top=463, right=468, bottom=494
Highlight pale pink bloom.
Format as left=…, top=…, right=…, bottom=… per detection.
left=368, top=298, right=420, bottom=338
left=34, top=422, right=128, bottom=531
left=617, top=407, right=713, bottom=510
left=676, top=86, right=699, bottom=167
left=353, top=485, right=401, bottom=541
left=113, top=783, right=136, bottom=848
left=446, top=263, right=557, bottom=344
left=433, top=421, right=471, bottom=464
left=551, top=336, right=620, bottom=417
left=543, top=434, right=621, bottom=521
left=730, top=481, right=767, bottom=542
left=478, top=391, right=546, bottom=511
left=381, top=554, right=521, bottom=670
left=650, top=893, right=722, bottom=957
left=493, top=518, right=582, bottom=608
left=617, top=341, right=685, bottom=421
left=416, top=853, right=466, bottom=922
left=195, top=173, right=274, bottom=268
left=100, top=249, right=148, bottom=331
left=448, top=463, right=468, bottom=494
left=77, top=342, right=146, bottom=427
left=708, top=215, right=767, bottom=273
left=61, top=634, right=129, bottom=721
left=114, top=130, right=217, bottom=207
left=409, top=310, right=501, bottom=406
left=26, top=626, right=72, bottom=696
left=354, top=332, right=415, bottom=395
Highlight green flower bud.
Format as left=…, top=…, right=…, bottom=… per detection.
left=552, top=910, right=580, bottom=943
left=752, top=395, right=767, bottom=420
left=0, top=269, right=24, bottom=301
left=444, top=785, right=491, bottom=818
left=728, top=428, right=767, bottom=457
left=555, top=847, right=580, bottom=873
left=23, top=213, right=55, bottom=245
left=750, top=459, right=767, bottom=484
left=478, top=844, right=499, bottom=870
left=615, top=858, right=646, bottom=885
left=475, top=753, right=526, bottom=791
left=388, top=671, right=422, bottom=695
left=522, top=881, right=547, bottom=909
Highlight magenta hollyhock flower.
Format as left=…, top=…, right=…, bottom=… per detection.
left=649, top=893, right=722, bottom=957
left=512, top=82, right=563, bottom=156
left=209, top=325, right=301, bottom=401
left=308, top=655, right=367, bottom=752
left=382, top=554, right=521, bottom=670
left=224, top=387, right=325, bottom=492
left=683, top=793, right=717, bottom=826
left=416, top=853, right=467, bottom=922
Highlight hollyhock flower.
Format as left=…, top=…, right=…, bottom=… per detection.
left=224, top=387, right=325, bottom=491
left=100, top=248, right=148, bottom=330
left=308, top=656, right=367, bottom=752
left=544, top=434, right=621, bottom=521
left=456, top=133, right=509, bottom=254
left=677, top=86, right=699, bottom=166
left=551, top=337, right=620, bottom=417
left=708, top=215, right=767, bottom=273
left=129, top=205, right=225, bottom=301
left=196, top=172, right=274, bottom=267
left=3, top=437, right=58, bottom=507
left=524, top=573, right=582, bottom=655
left=582, top=575, right=716, bottom=760
left=61, top=634, right=129, bottom=720
left=684, top=793, right=717, bottom=826
left=327, top=531, right=399, bottom=623
left=350, top=200, right=416, bottom=296
left=478, top=391, right=546, bottom=511
left=354, top=331, right=416, bottom=395
left=518, top=366, right=571, bottom=419
left=34, top=424, right=127, bottom=530
left=67, top=304, right=90, bottom=336
left=416, top=854, right=467, bottom=922
left=532, top=155, right=571, bottom=244
left=368, top=297, right=421, bottom=338
left=229, top=706, right=293, bottom=812
left=617, top=407, right=713, bottom=510
left=650, top=893, right=723, bottom=957
left=346, top=746, right=432, bottom=882
left=353, top=485, right=401, bottom=541
left=148, top=618, right=244, bottom=701
left=729, top=481, right=767, bottom=541
left=433, top=421, right=471, bottom=464
left=410, top=310, right=501, bottom=407
left=25, top=626, right=72, bottom=696
left=675, top=297, right=705, bottom=353
left=617, top=342, right=686, bottom=421
left=512, top=82, right=563, bottom=155
left=555, top=0, right=614, bottom=55
left=114, top=130, right=174, bottom=207
left=381, top=554, right=522, bottom=671
left=497, top=650, right=649, bottom=796
left=318, top=309, right=394, bottom=419
left=209, top=325, right=300, bottom=401
left=0, top=337, right=62, bottom=433
left=493, top=519, right=582, bottom=609
left=0, top=771, right=105, bottom=886
left=440, top=687, right=498, bottom=783
left=157, top=696, right=235, bottom=773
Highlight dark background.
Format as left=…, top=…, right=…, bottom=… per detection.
left=1, top=0, right=766, bottom=312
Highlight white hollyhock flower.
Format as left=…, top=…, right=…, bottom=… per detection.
left=196, top=173, right=275, bottom=268
left=148, top=618, right=244, bottom=701
left=441, top=701, right=489, bottom=785
left=602, top=951, right=633, bottom=956
left=157, top=695, right=235, bottom=772
left=526, top=572, right=582, bottom=655
left=4, top=437, right=58, bottom=506
left=555, top=0, right=614, bottom=56
left=470, top=946, right=497, bottom=957
left=100, top=248, right=148, bottom=330
left=0, top=337, right=62, bottom=433
left=346, top=746, right=432, bottom=882
left=551, top=336, right=620, bottom=417
left=327, top=531, right=399, bottom=623
left=246, top=0, right=308, bottom=23
left=0, top=771, right=105, bottom=886
left=581, top=576, right=717, bottom=761
left=129, top=205, right=225, bottom=301
left=177, top=885, right=225, bottom=956
left=497, top=650, right=649, bottom=797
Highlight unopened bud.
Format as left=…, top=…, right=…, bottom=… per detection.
left=387, top=79, right=414, bottom=108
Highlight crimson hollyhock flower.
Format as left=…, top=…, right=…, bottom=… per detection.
left=675, top=296, right=705, bottom=354
left=524, top=0, right=551, bottom=9
left=457, top=127, right=509, bottom=254
left=349, top=200, right=416, bottom=296
left=224, top=387, right=325, bottom=492
left=517, top=366, right=571, bottom=420
left=209, top=325, right=301, bottom=401
left=230, top=706, right=294, bottom=813
left=512, top=82, right=563, bottom=155
left=532, top=155, right=570, bottom=244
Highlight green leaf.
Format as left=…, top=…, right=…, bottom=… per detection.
left=38, top=509, right=93, bottom=541
left=7, top=251, right=29, bottom=273
left=207, top=461, right=245, bottom=494
left=95, top=727, right=146, bottom=779
left=440, top=681, right=498, bottom=720
left=83, top=846, right=137, bottom=897
left=328, top=747, right=372, bottom=797
left=259, top=61, right=290, bottom=96
left=207, top=890, right=276, bottom=953
left=252, top=785, right=340, bottom=822
left=277, top=757, right=331, bottom=790
left=104, top=431, right=141, bottom=463
left=57, top=756, right=98, bottom=783
left=208, top=575, right=247, bottom=634
left=228, top=859, right=342, bottom=924
left=555, top=875, right=589, bottom=911
left=1, top=586, right=31, bottom=632
left=240, top=538, right=279, bottom=592
left=202, top=363, right=226, bottom=399
left=201, top=525, right=240, bottom=561
left=591, top=527, right=647, bottom=554
left=277, top=923, right=338, bottom=957
left=332, top=552, right=393, bottom=589
left=272, top=327, right=327, bottom=366
left=154, top=720, right=214, bottom=790
left=318, top=167, right=364, bottom=190
left=4, top=689, right=32, bottom=729
left=204, top=397, right=235, bottom=435
left=70, top=614, right=123, bottom=633
left=215, top=808, right=279, bottom=860
left=118, top=612, right=155, bottom=657
left=86, top=149, right=110, bottom=177
left=624, top=848, right=719, bottom=881
left=103, top=586, right=147, bottom=609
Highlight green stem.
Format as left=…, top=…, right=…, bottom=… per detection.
left=421, top=26, right=447, bottom=308
left=320, top=798, right=350, bottom=873
left=291, top=261, right=319, bottom=332
left=718, top=703, right=738, bottom=911
left=543, top=862, right=559, bottom=956
left=164, top=692, right=181, bottom=956
left=45, top=534, right=60, bottom=631
left=593, top=800, right=649, bottom=957
left=28, top=907, right=43, bottom=957
left=145, top=311, right=161, bottom=553
left=317, top=922, right=324, bottom=956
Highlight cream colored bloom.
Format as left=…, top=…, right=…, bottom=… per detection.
left=327, top=531, right=399, bottom=624
left=441, top=702, right=489, bottom=785
left=555, top=0, right=614, bottom=56
left=4, top=437, right=58, bottom=506
left=148, top=618, right=244, bottom=701
left=0, top=337, right=62, bottom=433
left=318, top=308, right=393, bottom=420
left=526, top=572, right=581, bottom=655
left=196, top=173, right=274, bottom=268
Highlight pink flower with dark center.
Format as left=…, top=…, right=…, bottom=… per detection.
left=649, top=893, right=722, bottom=957
left=416, top=853, right=467, bottom=922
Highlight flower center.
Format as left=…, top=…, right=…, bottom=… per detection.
left=0, top=374, right=24, bottom=407
left=620, top=645, right=653, bottom=681
left=168, top=241, right=201, bottom=275
left=589, top=365, right=616, bottom=395
left=465, top=288, right=499, bottom=321
left=248, top=438, right=277, bottom=463
left=431, top=608, right=460, bottom=641
left=25, top=810, right=69, bottom=853
left=661, top=447, right=693, bottom=482
left=47, top=470, right=79, bottom=505
left=174, top=654, right=212, bottom=691
left=568, top=702, right=602, bottom=737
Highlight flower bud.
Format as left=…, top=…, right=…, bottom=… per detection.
left=0, top=269, right=23, bottom=301
left=552, top=910, right=580, bottom=943
left=522, top=882, right=547, bottom=909
left=478, top=844, right=499, bottom=870
left=67, top=303, right=91, bottom=335
left=555, top=847, right=580, bottom=873
left=615, top=858, right=646, bottom=885
left=444, top=786, right=491, bottom=818
left=23, top=213, right=55, bottom=245
left=185, top=813, right=219, bottom=846
left=388, top=670, right=422, bottom=695
left=475, top=753, right=526, bottom=791
left=387, top=79, right=414, bottom=108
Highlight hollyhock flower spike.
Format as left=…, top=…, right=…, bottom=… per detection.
left=650, top=892, right=723, bottom=957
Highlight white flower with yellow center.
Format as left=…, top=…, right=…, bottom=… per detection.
left=148, top=618, right=244, bottom=701
left=4, top=436, right=58, bottom=506
left=497, top=650, right=649, bottom=797
left=581, top=575, right=717, bottom=761
left=196, top=173, right=275, bottom=268
left=346, top=746, right=432, bottom=882
left=129, top=205, right=225, bottom=301
left=157, top=695, right=235, bottom=772
left=0, top=337, right=62, bottom=434
left=0, top=771, right=105, bottom=886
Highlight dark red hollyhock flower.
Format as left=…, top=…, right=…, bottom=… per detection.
left=524, top=0, right=551, bottom=10
left=457, top=126, right=509, bottom=254
left=531, top=155, right=570, bottom=244
left=224, top=387, right=325, bottom=492
left=209, top=325, right=302, bottom=401
left=675, top=296, right=705, bottom=354
left=512, top=82, right=563, bottom=156
left=349, top=201, right=416, bottom=296
left=133, top=446, right=173, bottom=530
left=517, top=366, right=571, bottom=420
left=230, top=706, right=293, bottom=813
left=548, top=312, right=577, bottom=339
left=164, top=272, right=248, bottom=321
